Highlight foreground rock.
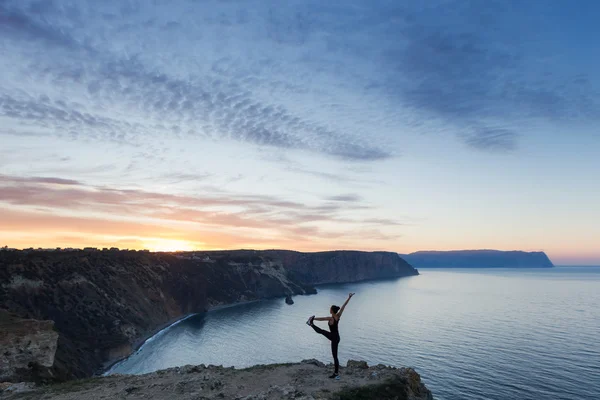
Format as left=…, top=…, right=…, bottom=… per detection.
left=1, top=360, right=433, bottom=400
left=0, top=249, right=417, bottom=382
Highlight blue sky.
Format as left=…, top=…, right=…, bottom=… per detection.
left=0, top=0, right=598, bottom=264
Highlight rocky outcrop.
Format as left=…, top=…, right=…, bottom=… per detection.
left=266, top=250, right=418, bottom=284
left=0, top=310, right=59, bottom=383
left=401, top=250, right=554, bottom=268
left=0, top=360, right=433, bottom=400
left=0, top=249, right=418, bottom=383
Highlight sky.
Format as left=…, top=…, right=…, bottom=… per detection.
left=0, top=0, right=599, bottom=265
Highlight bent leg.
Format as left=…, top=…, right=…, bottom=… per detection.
left=311, top=324, right=333, bottom=340
left=331, top=340, right=340, bottom=374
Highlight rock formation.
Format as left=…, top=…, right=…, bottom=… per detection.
left=0, top=359, right=433, bottom=400
left=0, top=249, right=418, bottom=383
left=266, top=250, right=417, bottom=284
left=400, top=250, right=554, bottom=268
left=0, top=311, right=58, bottom=382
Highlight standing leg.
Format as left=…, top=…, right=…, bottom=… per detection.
left=331, top=339, right=340, bottom=375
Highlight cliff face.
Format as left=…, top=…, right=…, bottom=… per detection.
left=266, top=250, right=418, bottom=284
left=0, top=249, right=417, bottom=383
left=1, top=359, right=433, bottom=400
left=401, top=250, right=554, bottom=268
left=0, top=250, right=310, bottom=382
left=0, top=311, right=58, bottom=382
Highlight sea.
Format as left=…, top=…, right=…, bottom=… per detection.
left=107, top=267, right=600, bottom=400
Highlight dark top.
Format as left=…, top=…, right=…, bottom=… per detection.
left=329, top=316, right=340, bottom=339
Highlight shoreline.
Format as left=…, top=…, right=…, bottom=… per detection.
left=100, top=275, right=418, bottom=375
left=100, top=298, right=268, bottom=375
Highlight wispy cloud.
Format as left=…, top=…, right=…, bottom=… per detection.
left=0, top=1, right=393, bottom=161
left=3, top=0, right=595, bottom=159
left=326, top=194, right=362, bottom=202
left=463, top=128, right=519, bottom=152
left=0, top=174, right=404, bottom=247
left=390, top=2, right=598, bottom=151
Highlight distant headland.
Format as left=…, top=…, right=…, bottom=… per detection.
left=399, top=250, right=554, bottom=269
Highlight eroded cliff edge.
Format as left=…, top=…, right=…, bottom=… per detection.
left=0, top=249, right=417, bottom=383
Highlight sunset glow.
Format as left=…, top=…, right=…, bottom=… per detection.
left=1, top=1, right=599, bottom=264
left=142, top=239, right=200, bottom=253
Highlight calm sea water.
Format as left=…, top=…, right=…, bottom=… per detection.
left=107, top=267, right=600, bottom=400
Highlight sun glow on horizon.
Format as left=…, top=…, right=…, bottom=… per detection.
left=142, top=239, right=200, bottom=253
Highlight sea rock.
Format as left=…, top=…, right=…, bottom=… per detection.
left=285, top=295, right=294, bottom=305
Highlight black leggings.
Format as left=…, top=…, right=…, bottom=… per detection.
left=311, top=324, right=340, bottom=373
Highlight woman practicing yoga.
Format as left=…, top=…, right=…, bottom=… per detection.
left=306, top=292, right=355, bottom=378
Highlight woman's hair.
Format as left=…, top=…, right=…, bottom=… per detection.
left=330, top=305, right=340, bottom=314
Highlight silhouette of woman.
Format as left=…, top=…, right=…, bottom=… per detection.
left=307, top=292, right=355, bottom=378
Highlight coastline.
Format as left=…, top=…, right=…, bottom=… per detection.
left=101, top=276, right=418, bottom=376
left=100, top=298, right=267, bottom=375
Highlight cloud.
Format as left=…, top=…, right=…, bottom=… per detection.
left=159, top=172, right=213, bottom=184
left=0, top=1, right=79, bottom=49
left=0, top=1, right=391, bottom=161
left=384, top=1, right=599, bottom=151
left=0, top=175, right=81, bottom=186
left=464, top=128, right=519, bottom=152
left=1, top=0, right=597, bottom=160
left=0, top=174, right=404, bottom=245
left=326, top=194, right=362, bottom=202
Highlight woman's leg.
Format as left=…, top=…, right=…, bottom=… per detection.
left=311, top=324, right=333, bottom=340
left=331, top=340, right=340, bottom=374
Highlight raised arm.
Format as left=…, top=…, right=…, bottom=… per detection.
left=337, top=293, right=355, bottom=318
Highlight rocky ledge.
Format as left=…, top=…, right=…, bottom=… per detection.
left=1, top=360, right=433, bottom=400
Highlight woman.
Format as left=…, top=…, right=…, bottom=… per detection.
left=306, top=292, right=355, bottom=378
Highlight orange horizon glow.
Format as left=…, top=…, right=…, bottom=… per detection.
left=1, top=174, right=599, bottom=265
left=3, top=231, right=599, bottom=266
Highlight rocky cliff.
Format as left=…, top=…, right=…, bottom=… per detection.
left=0, top=311, right=58, bottom=383
left=1, top=359, right=433, bottom=400
left=0, top=249, right=417, bottom=383
left=266, top=250, right=417, bottom=284
left=400, top=250, right=554, bottom=268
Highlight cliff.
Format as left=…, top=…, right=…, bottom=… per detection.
left=265, top=250, right=418, bottom=284
left=0, top=249, right=417, bottom=383
left=1, top=359, right=433, bottom=400
left=0, top=311, right=58, bottom=382
left=400, top=250, right=554, bottom=268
